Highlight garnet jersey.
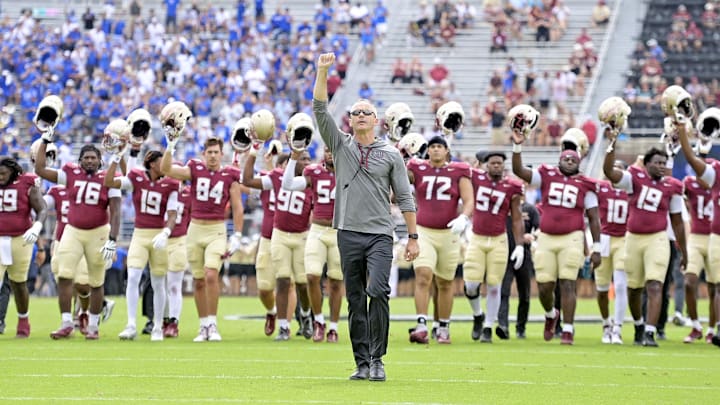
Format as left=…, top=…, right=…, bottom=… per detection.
left=596, top=180, right=628, bottom=237
left=406, top=159, right=471, bottom=229
left=0, top=173, right=38, bottom=236
left=617, top=165, right=684, bottom=234
left=470, top=170, right=523, bottom=236
left=259, top=170, right=276, bottom=239
left=61, top=163, right=120, bottom=230
left=304, top=163, right=336, bottom=221
left=47, top=185, right=70, bottom=240
left=126, top=168, right=180, bottom=229
left=704, top=160, right=720, bottom=234
left=171, top=185, right=192, bottom=238
left=187, top=159, right=241, bottom=221
left=269, top=169, right=312, bottom=233
left=684, top=176, right=712, bottom=235
left=532, top=164, right=597, bottom=235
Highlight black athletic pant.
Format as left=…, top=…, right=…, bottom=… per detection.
left=498, top=247, right=532, bottom=333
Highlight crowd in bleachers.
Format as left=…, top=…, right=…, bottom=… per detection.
left=624, top=0, right=720, bottom=129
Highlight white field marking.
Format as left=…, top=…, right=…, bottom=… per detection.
left=0, top=398, right=453, bottom=405
left=10, top=374, right=718, bottom=390
left=1, top=357, right=715, bottom=372
left=395, top=346, right=720, bottom=359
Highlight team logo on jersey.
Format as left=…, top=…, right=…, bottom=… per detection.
left=221, top=172, right=229, bottom=176
left=637, top=172, right=645, bottom=178
left=419, top=165, right=426, bottom=170
left=161, top=183, right=169, bottom=187
left=59, top=191, right=66, bottom=196
left=601, top=187, right=608, bottom=192
left=136, top=177, right=144, bottom=182
left=548, top=171, right=556, bottom=176
left=692, top=182, right=698, bottom=188
left=196, top=166, right=203, bottom=170
left=478, top=175, right=485, bottom=180
left=73, top=169, right=81, bottom=174
left=314, top=169, right=321, bottom=175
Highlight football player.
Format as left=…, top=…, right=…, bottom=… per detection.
left=595, top=160, right=630, bottom=344
left=675, top=119, right=720, bottom=347
left=281, top=146, right=344, bottom=343
left=163, top=181, right=191, bottom=337
left=603, top=146, right=686, bottom=347
left=106, top=150, right=179, bottom=341
left=161, top=136, right=244, bottom=342
left=512, top=131, right=601, bottom=345
left=35, top=143, right=122, bottom=340
left=0, top=157, right=47, bottom=338
left=464, top=151, right=524, bottom=343
left=406, top=136, right=473, bottom=344
left=244, top=148, right=314, bottom=341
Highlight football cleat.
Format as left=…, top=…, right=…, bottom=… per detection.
left=543, top=309, right=560, bottom=341
left=312, top=321, right=326, bottom=342
left=601, top=325, right=612, bottom=344
left=326, top=329, right=338, bottom=343
left=274, top=327, right=290, bottom=341
left=264, top=313, right=276, bottom=336
left=633, top=324, right=645, bottom=345
left=495, top=325, right=510, bottom=340
left=684, top=328, right=703, bottom=343
left=164, top=319, right=179, bottom=338
left=712, top=334, right=720, bottom=347
left=85, top=328, right=100, bottom=340
left=0, top=320, right=5, bottom=334
left=561, top=331, right=574, bottom=345
left=16, top=317, right=30, bottom=338
left=101, top=299, right=115, bottom=323
left=643, top=331, right=659, bottom=347
left=78, top=313, right=89, bottom=336
left=611, top=329, right=623, bottom=345
left=471, top=314, right=485, bottom=341
left=118, top=325, right=137, bottom=340
left=436, top=328, right=451, bottom=344
left=193, top=326, right=209, bottom=342
left=300, top=315, right=313, bottom=339
left=706, top=331, right=715, bottom=344
left=151, top=326, right=164, bottom=342
left=207, top=323, right=222, bottom=341
left=142, top=321, right=154, bottom=335
left=408, top=328, right=429, bottom=344
left=431, top=326, right=438, bottom=341
left=480, top=327, right=492, bottom=343
left=50, top=324, right=74, bottom=340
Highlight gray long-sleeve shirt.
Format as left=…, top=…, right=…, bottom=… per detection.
left=313, top=99, right=416, bottom=236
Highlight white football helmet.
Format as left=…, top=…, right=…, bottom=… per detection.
left=267, top=139, right=283, bottom=156
left=397, top=132, right=428, bottom=161
left=507, top=104, right=539, bottom=138
left=160, top=101, right=193, bottom=142
left=384, top=102, right=414, bottom=141
left=251, top=109, right=276, bottom=142
left=696, top=107, right=720, bottom=140
left=436, top=101, right=465, bottom=136
left=694, top=138, right=713, bottom=155
left=33, top=95, right=64, bottom=134
left=598, top=96, right=632, bottom=138
left=560, top=128, right=590, bottom=158
left=126, top=108, right=152, bottom=147
left=231, top=117, right=255, bottom=152
left=101, top=119, right=131, bottom=154
left=286, top=113, right=315, bottom=152
left=29, top=138, right=58, bottom=166
left=660, top=116, right=692, bottom=157
left=661, top=85, right=695, bottom=124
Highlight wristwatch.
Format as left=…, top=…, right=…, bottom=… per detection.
left=408, top=233, right=419, bottom=240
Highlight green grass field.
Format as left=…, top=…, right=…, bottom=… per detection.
left=0, top=296, right=717, bottom=404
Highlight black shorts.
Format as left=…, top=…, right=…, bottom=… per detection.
left=228, top=264, right=256, bottom=277
left=398, top=266, right=414, bottom=282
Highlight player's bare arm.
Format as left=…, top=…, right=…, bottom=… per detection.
left=313, top=53, right=335, bottom=102
left=602, top=146, right=623, bottom=184
left=160, top=149, right=191, bottom=181
left=230, top=181, right=245, bottom=233
left=242, top=152, right=264, bottom=189
left=670, top=212, right=688, bottom=270
left=33, top=141, right=58, bottom=183
left=586, top=206, right=602, bottom=269
left=29, top=184, right=48, bottom=227
left=109, top=196, right=121, bottom=241
left=510, top=131, right=532, bottom=183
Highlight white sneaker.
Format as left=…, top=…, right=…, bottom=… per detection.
left=601, top=325, right=612, bottom=344
left=118, top=325, right=137, bottom=340
left=193, top=326, right=209, bottom=342
left=207, top=323, right=222, bottom=341
left=150, top=326, right=164, bottom=342
left=611, top=331, right=623, bottom=345
left=102, top=299, right=116, bottom=323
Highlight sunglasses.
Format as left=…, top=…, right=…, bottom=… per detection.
left=350, top=109, right=375, bottom=117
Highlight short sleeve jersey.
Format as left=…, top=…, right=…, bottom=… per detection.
left=684, top=176, right=712, bottom=235
left=304, top=163, right=336, bottom=221
left=171, top=184, right=192, bottom=238
left=406, top=159, right=471, bottom=229
left=187, top=159, right=240, bottom=221
left=470, top=170, right=523, bottom=236
left=625, top=165, right=683, bottom=234
left=536, top=164, right=597, bottom=235
left=128, top=168, right=181, bottom=229
left=259, top=170, right=276, bottom=239
left=62, top=163, right=116, bottom=230
left=596, top=179, right=628, bottom=237
left=47, top=185, right=70, bottom=240
left=269, top=169, right=312, bottom=233
left=0, top=173, right=38, bottom=236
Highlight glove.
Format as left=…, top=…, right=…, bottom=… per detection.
left=152, top=227, right=171, bottom=250
left=166, top=134, right=179, bottom=155
left=100, top=239, right=117, bottom=262
left=228, top=232, right=243, bottom=255
left=510, top=245, right=524, bottom=270
left=111, top=144, right=129, bottom=164
left=22, top=221, right=43, bottom=244
left=41, top=127, right=55, bottom=143
left=446, top=214, right=470, bottom=235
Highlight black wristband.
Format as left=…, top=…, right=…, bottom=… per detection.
left=408, top=233, right=419, bottom=240
left=108, top=235, right=117, bottom=242
left=42, top=138, right=53, bottom=144
left=129, top=149, right=140, bottom=157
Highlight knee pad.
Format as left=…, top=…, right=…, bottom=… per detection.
left=464, top=281, right=481, bottom=299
